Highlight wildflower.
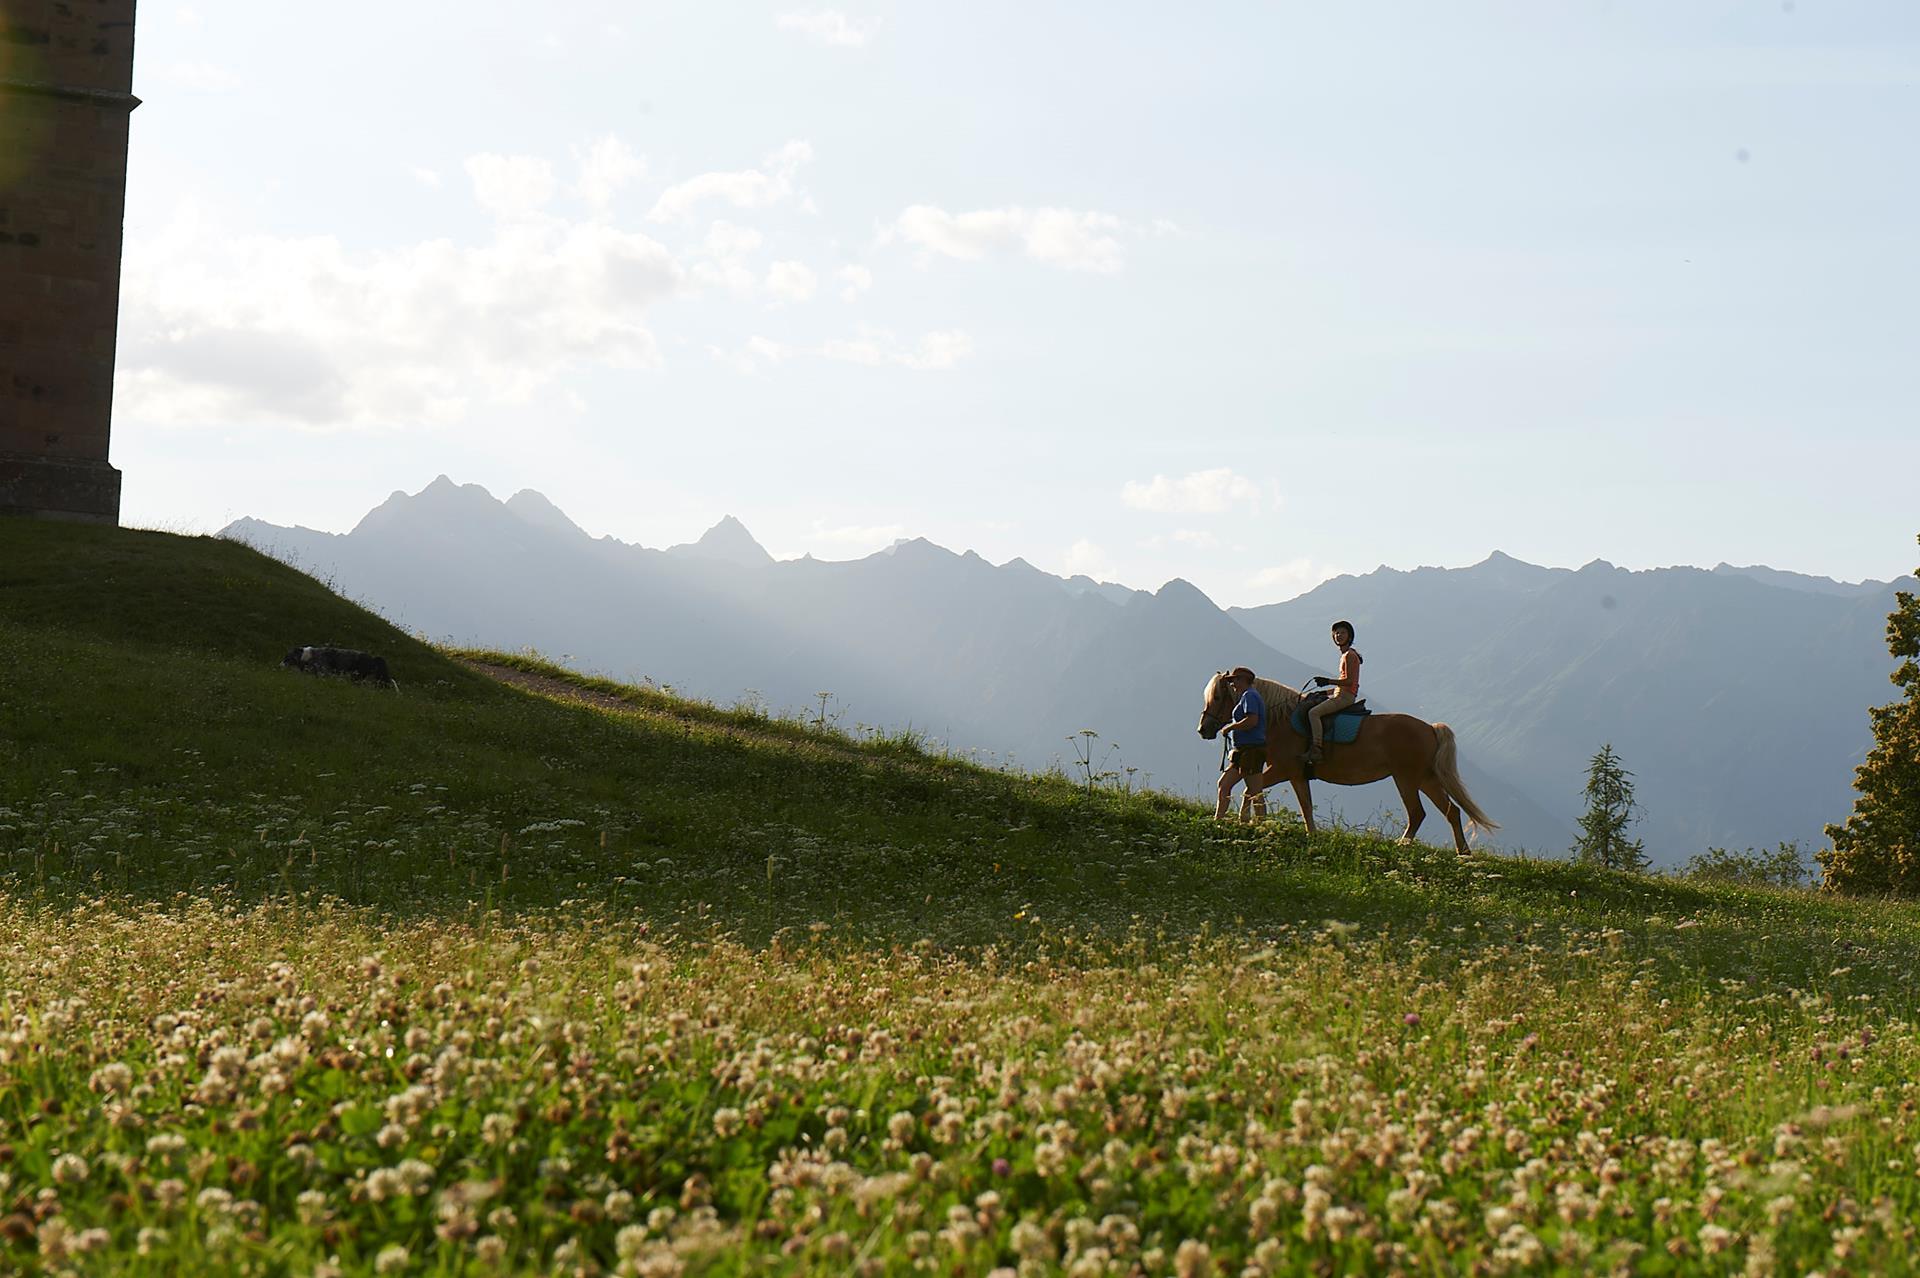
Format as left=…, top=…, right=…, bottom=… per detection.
left=296, top=1190, right=330, bottom=1224
left=1403, top=1012, right=1420, bottom=1027
left=712, top=1107, right=744, bottom=1138
left=374, top=1243, right=410, bottom=1274
left=396, top=1159, right=435, bottom=1194
left=615, top=1224, right=650, bottom=1259
left=888, top=1111, right=916, bottom=1143
left=1699, top=1224, right=1737, bottom=1254
left=89, top=1062, right=133, bottom=1094
left=136, top=1226, right=168, bottom=1255
left=37, top=1217, right=76, bottom=1262
left=51, top=1153, right=89, bottom=1185
left=1174, top=1239, right=1212, bottom=1278
left=992, top=1156, right=1011, bottom=1177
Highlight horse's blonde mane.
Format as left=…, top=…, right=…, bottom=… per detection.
left=1206, top=671, right=1303, bottom=740
left=1253, top=676, right=1302, bottom=739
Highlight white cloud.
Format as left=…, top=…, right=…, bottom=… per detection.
left=765, top=260, right=818, bottom=303
left=716, top=327, right=971, bottom=374
left=465, top=153, right=556, bottom=219
left=837, top=263, right=872, bottom=301
left=820, top=328, right=972, bottom=371
left=573, top=135, right=647, bottom=216
left=1063, top=539, right=1119, bottom=581
left=118, top=187, right=680, bottom=431
left=776, top=9, right=878, bottom=46
left=410, top=167, right=443, bottom=189
left=1120, top=468, right=1266, bottom=514
left=687, top=221, right=764, bottom=296
left=1247, top=558, right=1341, bottom=603
left=892, top=204, right=1127, bottom=273
left=648, top=140, right=813, bottom=224
left=710, top=335, right=792, bottom=375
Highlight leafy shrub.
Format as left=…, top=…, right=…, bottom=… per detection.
left=1682, top=841, right=1810, bottom=889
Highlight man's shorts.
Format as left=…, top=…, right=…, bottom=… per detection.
left=1230, top=745, right=1268, bottom=781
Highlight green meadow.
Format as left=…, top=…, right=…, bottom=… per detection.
left=2, top=518, right=1917, bottom=1276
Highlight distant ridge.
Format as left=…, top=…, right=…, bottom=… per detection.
left=221, top=478, right=1565, bottom=852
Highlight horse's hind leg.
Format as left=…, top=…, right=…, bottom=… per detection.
left=1393, top=775, right=1427, bottom=845
left=1420, top=777, right=1467, bottom=854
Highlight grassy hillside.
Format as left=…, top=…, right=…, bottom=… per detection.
left=3, top=519, right=1919, bottom=1275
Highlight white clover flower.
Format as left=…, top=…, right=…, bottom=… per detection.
left=51, top=1153, right=90, bottom=1184
left=396, top=1159, right=435, bottom=1194
left=712, top=1107, right=744, bottom=1138
left=89, top=1062, right=133, bottom=1094
left=1174, top=1239, right=1212, bottom=1278
left=374, top=1243, right=410, bottom=1274
left=296, top=1189, right=330, bottom=1224
left=615, top=1224, right=650, bottom=1260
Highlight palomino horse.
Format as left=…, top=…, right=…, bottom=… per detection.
left=1196, top=672, right=1497, bottom=853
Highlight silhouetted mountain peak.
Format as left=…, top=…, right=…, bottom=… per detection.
left=667, top=516, right=771, bottom=567
left=878, top=537, right=955, bottom=563
left=505, top=489, right=589, bottom=540
left=351, top=476, right=506, bottom=536
left=1154, top=577, right=1214, bottom=607
left=1461, top=549, right=1562, bottom=591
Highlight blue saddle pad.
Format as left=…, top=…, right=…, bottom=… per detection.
left=1291, top=700, right=1370, bottom=744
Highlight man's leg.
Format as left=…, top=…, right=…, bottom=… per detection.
left=1215, top=764, right=1243, bottom=820
left=1243, top=748, right=1268, bottom=822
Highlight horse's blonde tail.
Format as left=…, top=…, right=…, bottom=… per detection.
left=1432, top=723, right=1499, bottom=833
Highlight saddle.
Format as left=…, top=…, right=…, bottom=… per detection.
left=1291, top=693, right=1371, bottom=745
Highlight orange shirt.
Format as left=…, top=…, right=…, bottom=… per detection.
left=1334, top=648, right=1362, bottom=696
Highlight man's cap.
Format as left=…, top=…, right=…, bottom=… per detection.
left=1229, top=666, right=1256, bottom=682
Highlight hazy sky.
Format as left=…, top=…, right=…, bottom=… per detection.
left=114, top=1, right=1919, bottom=605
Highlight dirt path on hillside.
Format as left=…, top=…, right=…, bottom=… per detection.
left=458, top=657, right=958, bottom=776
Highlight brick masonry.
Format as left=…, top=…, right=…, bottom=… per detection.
left=0, top=0, right=138, bottom=523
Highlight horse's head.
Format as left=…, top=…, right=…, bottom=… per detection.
left=1197, top=670, right=1234, bottom=740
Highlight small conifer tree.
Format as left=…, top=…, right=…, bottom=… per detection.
left=1573, top=743, right=1647, bottom=871
left=1821, top=536, right=1920, bottom=895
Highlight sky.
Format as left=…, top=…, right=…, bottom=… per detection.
left=111, top=1, right=1920, bottom=606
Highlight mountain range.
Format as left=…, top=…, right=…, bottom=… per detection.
left=224, top=478, right=1910, bottom=865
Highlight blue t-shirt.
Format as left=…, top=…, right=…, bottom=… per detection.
left=1228, top=687, right=1266, bottom=747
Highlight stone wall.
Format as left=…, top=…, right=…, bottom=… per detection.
left=0, top=0, right=138, bottom=523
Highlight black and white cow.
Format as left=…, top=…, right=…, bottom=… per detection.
left=281, top=646, right=396, bottom=688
